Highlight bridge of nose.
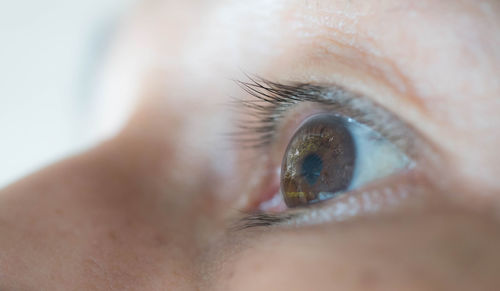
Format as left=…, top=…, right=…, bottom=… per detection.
left=0, top=131, right=222, bottom=289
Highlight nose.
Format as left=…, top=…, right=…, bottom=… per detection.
left=0, top=99, right=230, bottom=290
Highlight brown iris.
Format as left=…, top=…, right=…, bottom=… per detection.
left=281, top=113, right=356, bottom=207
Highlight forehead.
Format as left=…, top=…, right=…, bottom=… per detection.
left=179, top=0, right=499, bottom=101
left=186, top=5, right=498, bottom=126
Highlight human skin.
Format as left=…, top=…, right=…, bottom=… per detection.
left=1, top=0, right=500, bottom=290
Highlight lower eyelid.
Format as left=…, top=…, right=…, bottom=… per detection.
left=245, top=168, right=423, bottom=230
left=271, top=170, right=425, bottom=227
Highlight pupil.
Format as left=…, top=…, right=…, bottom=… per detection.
left=301, top=153, right=323, bottom=185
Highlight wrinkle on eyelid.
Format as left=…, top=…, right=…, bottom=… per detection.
left=319, top=38, right=424, bottom=108
left=285, top=2, right=429, bottom=116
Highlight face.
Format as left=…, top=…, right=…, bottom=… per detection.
left=1, top=0, right=500, bottom=289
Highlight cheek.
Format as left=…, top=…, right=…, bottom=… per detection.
left=220, top=236, right=413, bottom=291
left=216, top=209, right=500, bottom=291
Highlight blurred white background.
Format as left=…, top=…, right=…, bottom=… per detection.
left=0, top=0, right=135, bottom=188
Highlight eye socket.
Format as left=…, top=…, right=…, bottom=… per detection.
left=281, top=113, right=411, bottom=208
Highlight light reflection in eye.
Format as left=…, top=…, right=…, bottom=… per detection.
left=281, top=113, right=411, bottom=208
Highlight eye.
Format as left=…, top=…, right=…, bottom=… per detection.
left=281, top=113, right=411, bottom=208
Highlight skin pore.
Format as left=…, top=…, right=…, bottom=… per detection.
left=1, top=0, right=500, bottom=290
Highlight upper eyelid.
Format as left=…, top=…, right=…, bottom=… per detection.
left=231, top=77, right=416, bottom=157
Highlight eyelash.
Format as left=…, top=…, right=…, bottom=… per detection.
left=232, top=212, right=295, bottom=231
left=230, top=76, right=366, bottom=148
left=229, top=77, right=307, bottom=149
left=230, top=76, right=419, bottom=230
left=231, top=76, right=413, bottom=152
